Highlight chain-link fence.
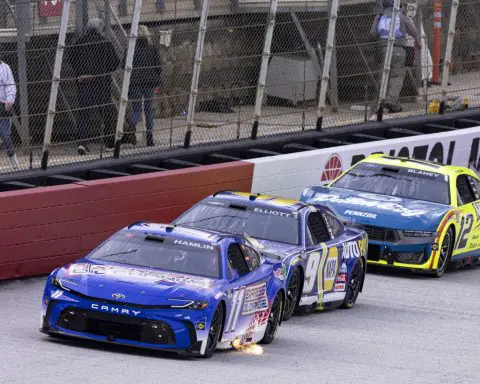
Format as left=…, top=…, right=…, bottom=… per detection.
left=0, top=0, right=479, bottom=174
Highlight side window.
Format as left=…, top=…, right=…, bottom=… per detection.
left=456, top=175, right=476, bottom=205
left=241, top=244, right=262, bottom=271
left=467, top=176, right=480, bottom=201
left=307, top=212, right=331, bottom=244
left=322, top=212, right=344, bottom=238
left=227, top=244, right=250, bottom=278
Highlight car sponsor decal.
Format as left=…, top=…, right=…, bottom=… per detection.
left=322, top=247, right=338, bottom=293
left=67, top=263, right=214, bottom=288
left=273, top=265, right=286, bottom=281
left=334, top=283, right=346, bottom=292
left=321, top=153, right=343, bottom=182
left=343, top=237, right=368, bottom=259
left=344, top=209, right=377, bottom=219
left=224, top=283, right=269, bottom=333
left=311, top=193, right=429, bottom=217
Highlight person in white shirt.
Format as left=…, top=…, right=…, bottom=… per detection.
left=0, top=60, right=18, bottom=169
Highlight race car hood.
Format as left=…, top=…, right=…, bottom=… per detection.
left=53, top=260, right=220, bottom=306
left=244, top=236, right=300, bottom=260
left=301, top=186, right=451, bottom=231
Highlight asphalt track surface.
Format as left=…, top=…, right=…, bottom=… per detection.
left=1, top=266, right=479, bottom=384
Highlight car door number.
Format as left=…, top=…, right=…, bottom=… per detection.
left=455, top=214, right=474, bottom=250
left=304, top=252, right=321, bottom=294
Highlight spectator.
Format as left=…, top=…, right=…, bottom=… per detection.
left=122, top=25, right=161, bottom=147
left=69, top=18, right=120, bottom=154
left=0, top=58, right=19, bottom=169
left=372, top=0, right=421, bottom=113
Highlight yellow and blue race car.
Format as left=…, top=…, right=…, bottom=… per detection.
left=301, top=154, right=480, bottom=277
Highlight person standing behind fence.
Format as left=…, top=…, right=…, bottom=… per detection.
left=0, top=58, right=19, bottom=169
left=122, top=25, right=161, bottom=147
left=69, top=18, right=120, bottom=155
left=372, top=0, right=421, bottom=113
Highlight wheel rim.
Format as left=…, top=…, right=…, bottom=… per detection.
left=266, top=295, right=281, bottom=339
left=284, top=270, right=300, bottom=317
left=438, top=231, right=451, bottom=273
left=207, top=307, right=221, bottom=352
left=345, top=261, right=362, bottom=305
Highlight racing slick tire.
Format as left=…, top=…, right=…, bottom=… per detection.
left=282, top=268, right=302, bottom=321
left=260, top=292, right=283, bottom=345
left=203, top=304, right=224, bottom=358
left=340, top=257, right=365, bottom=309
left=433, top=227, right=454, bottom=278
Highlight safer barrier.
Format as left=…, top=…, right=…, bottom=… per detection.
left=0, top=161, right=253, bottom=280
left=247, top=125, right=480, bottom=199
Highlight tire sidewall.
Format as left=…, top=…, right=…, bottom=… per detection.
left=435, top=227, right=454, bottom=277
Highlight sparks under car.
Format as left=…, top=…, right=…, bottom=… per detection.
left=300, top=154, right=480, bottom=277
left=40, top=223, right=287, bottom=358
left=173, top=191, right=367, bottom=320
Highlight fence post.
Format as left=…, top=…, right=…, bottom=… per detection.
left=251, top=0, right=278, bottom=140
left=113, top=0, right=143, bottom=159
left=439, top=0, right=459, bottom=114
left=184, top=0, right=210, bottom=149
left=40, top=0, right=71, bottom=170
left=432, top=0, right=442, bottom=85
left=16, top=0, right=31, bottom=148
left=376, top=0, right=401, bottom=121
left=316, top=0, right=339, bottom=131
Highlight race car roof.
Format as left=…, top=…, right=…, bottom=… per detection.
left=363, top=154, right=471, bottom=176
left=210, top=191, right=309, bottom=211
left=126, top=222, right=227, bottom=244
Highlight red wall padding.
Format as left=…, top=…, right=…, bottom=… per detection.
left=0, top=161, right=254, bottom=280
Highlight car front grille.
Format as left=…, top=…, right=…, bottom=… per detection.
left=394, top=251, right=427, bottom=265
left=57, top=307, right=176, bottom=345
left=360, top=225, right=398, bottom=242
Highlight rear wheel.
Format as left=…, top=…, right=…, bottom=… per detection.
left=434, top=227, right=453, bottom=278
left=282, top=268, right=301, bottom=321
left=341, top=258, right=364, bottom=309
left=260, top=292, right=283, bottom=345
left=203, top=304, right=223, bottom=358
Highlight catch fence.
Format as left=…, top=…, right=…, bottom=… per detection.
left=0, top=0, right=478, bottom=173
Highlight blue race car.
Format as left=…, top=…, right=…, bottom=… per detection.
left=300, top=154, right=480, bottom=277
left=40, top=223, right=286, bottom=358
left=173, top=191, right=367, bottom=320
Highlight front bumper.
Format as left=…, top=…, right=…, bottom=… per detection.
left=40, top=288, right=209, bottom=356
left=366, top=241, right=436, bottom=271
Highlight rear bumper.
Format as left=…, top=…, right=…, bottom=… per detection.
left=366, top=241, right=436, bottom=270
left=40, top=289, right=209, bottom=356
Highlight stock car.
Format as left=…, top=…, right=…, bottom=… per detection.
left=40, top=223, right=287, bottom=358
left=300, top=154, right=480, bottom=277
left=173, top=191, right=367, bottom=320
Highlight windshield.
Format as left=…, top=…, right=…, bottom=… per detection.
left=175, top=201, right=300, bottom=245
left=332, top=162, right=450, bottom=205
left=87, top=231, right=221, bottom=278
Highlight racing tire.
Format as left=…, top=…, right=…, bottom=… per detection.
left=282, top=268, right=301, bottom=321
left=433, top=227, right=454, bottom=278
left=340, top=258, right=364, bottom=309
left=202, top=304, right=224, bottom=358
left=260, top=292, right=283, bottom=345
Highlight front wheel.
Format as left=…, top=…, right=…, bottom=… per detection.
left=340, top=258, right=364, bottom=309
left=282, top=268, right=301, bottom=321
left=202, top=304, right=224, bottom=358
left=434, top=227, right=453, bottom=278
left=260, top=292, right=283, bottom=345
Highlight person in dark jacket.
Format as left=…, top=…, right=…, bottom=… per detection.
left=69, top=18, right=120, bottom=154
left=122, top=25, right=162, bottom=147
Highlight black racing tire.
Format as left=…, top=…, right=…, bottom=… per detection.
left=202, top=304, right=224, bottom=358
left=260, top=291, right=283, bottom=345
left=340, top=257, right=365, bottom=309
left=282, top=268, right=302, bottom=321
left=434, top=227, right=454, bottom=278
